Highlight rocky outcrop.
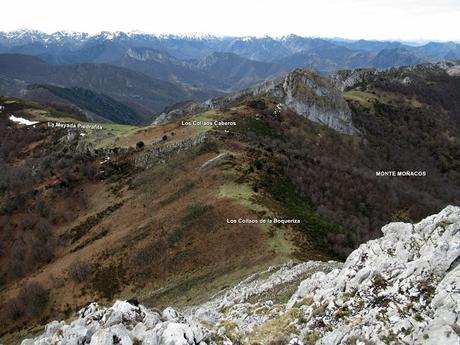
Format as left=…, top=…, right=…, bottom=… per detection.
left=285, top=205, right=460, bottom=345
left=21, top=300, right=209, bottom=345
left=133, top=132, right=208, bottom=168
left=190, top=261, right=341, bottom=329
left=20, top=206, right=460, bottom=344
left=199, top=152, right=231, bottom=171
left=434, top=60, right=460, bottom=76
left=331, top=60, right=460, bottom=91
left=277, top=69, right=355, bottom=134
left=153, top=101, right=205, bottom=125
left=156, top=68, right=356, bottom=135
left=331, top=68, right=378, bottom=91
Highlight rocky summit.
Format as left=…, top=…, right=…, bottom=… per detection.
left=20, top=206, right=460, bottom=345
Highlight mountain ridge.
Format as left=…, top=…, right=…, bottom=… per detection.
left=2, top=30, right=460, bottom=72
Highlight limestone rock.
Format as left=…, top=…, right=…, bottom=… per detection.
left=21, top=301, right=208, bottom=345
left=199, top=152, right=231, bottom=171
left=287, top=205, right=460, bottom=344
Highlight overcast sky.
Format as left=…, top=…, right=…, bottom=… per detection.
left=2, top=0, right=460, bottom=41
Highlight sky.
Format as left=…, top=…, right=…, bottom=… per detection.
left=1, top=0, right=460, bottom=41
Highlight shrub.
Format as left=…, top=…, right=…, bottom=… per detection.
left=4, top=298, right=23, bottom=320
left=18, top=281, right=49, bottom=317
left=29, top=238, right=54, bottom=263
left=91, top=263, right=124, bottom=300
left=372, top=273, right=388, bottom=290
left=68, top=259, right=93, bottom=283
left=135, top=239, right=167, bottom=266
left=8, top=257, right=25, bottom=279
left=253, top=159, right=263, bottom=170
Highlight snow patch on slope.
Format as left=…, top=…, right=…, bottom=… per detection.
left=9, top=115, right=38, bottom=126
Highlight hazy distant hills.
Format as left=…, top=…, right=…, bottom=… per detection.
left=1, top=30, right=460, bottom=124
left=370, top=47, right=427, bottom=69
left=191, top=52, right=287, bottom=89
left=273, top=45, right=373, bottom=71
left=109, top=48, right=287, bottom=90
left=0, top=54, right=222, bottom=123
left=113, top=47, right=226, bottom=89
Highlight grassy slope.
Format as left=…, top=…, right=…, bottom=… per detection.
left=1, top=97, right=146, bottom=148
left=0, top=99, right=317, bottom=344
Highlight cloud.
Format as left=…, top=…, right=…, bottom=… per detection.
left=1, top=0, right=459, bottom=40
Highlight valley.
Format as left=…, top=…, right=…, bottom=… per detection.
left=0, top=43, right=459, bottom=344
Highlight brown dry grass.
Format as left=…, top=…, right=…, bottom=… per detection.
left=0, top=109, right=300, bottom=344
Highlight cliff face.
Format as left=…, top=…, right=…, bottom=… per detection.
left=20, top=206, right=460, bottom=345
left=276, top=69, right=355, bottom=135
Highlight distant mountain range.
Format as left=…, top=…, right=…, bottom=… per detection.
left=2, top=30, right=459, bottom=67
left=1, top=30, right=460, bottom=124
